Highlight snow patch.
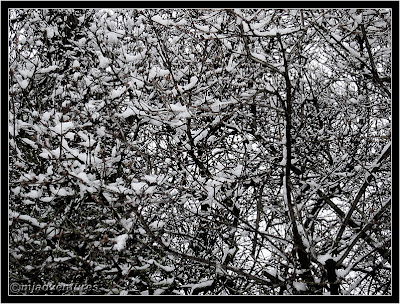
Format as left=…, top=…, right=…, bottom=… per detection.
left=19, top=79, right=29, bottom=89
left=21, top=138, right=38, bottom=149
left=10, top=212, right=46, bottom=228
left=293, top=281, right=307, bottom=291
left=170, top=103, right=190, bottom=118
left=131, top=182, right=147, bottom=194
left=110, top=88, right=125, bottom=99
left=113, top=234, right=129, bottom=251
left=107, top=32, right=120, bottom=44
left=39, top=65, right=58, bottom=74
left=187, top=280, right=214, bottom=294
left=151, top=15, right=173, bottom=26
left=49, top=121, right=75, bottom=135
left=98, top=55, right=110, bottom=68
left=178, top=76, right=198, bottom=92
left=72, top=60, right=80, bottom=68
left=317, top=253, right=335, bottom=264
left=121, top=218, right=134, bottom=231
left=149, top=220, right=165, bottom=230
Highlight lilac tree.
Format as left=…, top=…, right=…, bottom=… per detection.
left=9, top=8, right=392, bottom=295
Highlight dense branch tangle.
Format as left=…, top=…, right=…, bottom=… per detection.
left=9, top=8, right=391, bottom=295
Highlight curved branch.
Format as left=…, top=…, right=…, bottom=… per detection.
left=336, top=198, right=391, bottom=266
left=333, top=143, right=391, bottom=253
left=132, top=206, right=284, bottom=288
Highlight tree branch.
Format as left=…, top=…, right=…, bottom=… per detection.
left=333, top=143, right=391, bottom=251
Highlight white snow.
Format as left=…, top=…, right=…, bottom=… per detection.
left=154, top=262, right=174, bottom=272
left=131, top=182, right=147, bottom=194
left=10, top=212, right=46, bottom=228
left=242, top=21, right=250, bottom=33
left=107, top=32, right=119, bottom=44
left=190, top=280, right=214, bottom=294
left=226, top=57, right=238, bottom=72
left=42, top=111, right=52, bottom=121
left=76, top=37, right=86, bottom=47
left=79, top=137, right=96, bottom=148
left=125, top=53, right=142, bottom=63
left=98, top=55, right=110, bottom=68
left=130, top=78, right=144, bottom=88
left=264, top=268, right=277, bottom=277
left=46, top=27, right=55, bottom=38
left=47, top=146, right=60, bottom=159
left=118, top=107, right=136, bottom=118
left=336, top=267, right=352, bottom=278
left=293, top=282, right=307, bottom=291
left=49, top=121, right=75, bottom=135
left=158, top=69, right=170, bottom=77
left=113, top=234, right=129, bottom=251
left=231, top=164, right=243, bottom=177
left=54, top=257, right=72, bottom=262
left=149, top=220, right=165, bottom=230
left=25, top=190, right=41, bottom=199
left=145, top=185, right=157, bottom=195
left=19, top=79, right=29, bottom=89
left=342, top=42, right=361, bottom=58
left=76, top=171, right=92, bottom=184
left=175, top=18, right=187, bottom=26
left=194, top=24, right=217, bottom=33
left=210, top=99, right=237, bottom=112
left=18, top=68, right=34, bottom=79
left=353, top=14, right=362, bottom=24
left=64, top=132, right=75, bottom=140
left=120, top=218, right=134, bottom=232
left=110, top=88, right=125, bottom=99
left=282, top=176, right=288, bottom=204
left=317, top=253, right=335, bottom=264
left=221, top=247, right=235, bottom=263
left=39, top=65, right=58, bottom=73
left=251, top=52, right=266, bottom=61
left=73, top=72, right=81, bottom=81
left=56, top=188, right=72, bottom=196
left=138, top=227, right=147, bottom=235
left=170, top=102, right=188, bottom=113
left=11, top=187, right=21, bottom=195
left=39, top=149, right=50, bottom=159
left=151, top=15, right=172, bottom=26
left=21, top=138, right=38, bottom=149
left=40, top=197, right=54, bottom=203
left=193, top=129, right=208, bottom=146
left=178, top=76, right=198, bottom=92
left=94, top=264, right=108, bottom=272
left=308, top=180, right=318, bottom=188
left=251, top=19, right=270, bottom=30
left=148, top=66, right=170, bottom=80
left=72, top=60, right=80, bottom=68
left=143, top=174, right=158, bottom=184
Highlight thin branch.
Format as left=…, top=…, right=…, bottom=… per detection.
left=360, top=23, right=391, bottom=96
left=336, top=198, right=391, bottom=266
left=333, top=143, right=391, bottom=250
left=132, top=206, right=284, bottom=287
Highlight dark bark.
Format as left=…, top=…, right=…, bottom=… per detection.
left=325, top=259, right=339, bottom=295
